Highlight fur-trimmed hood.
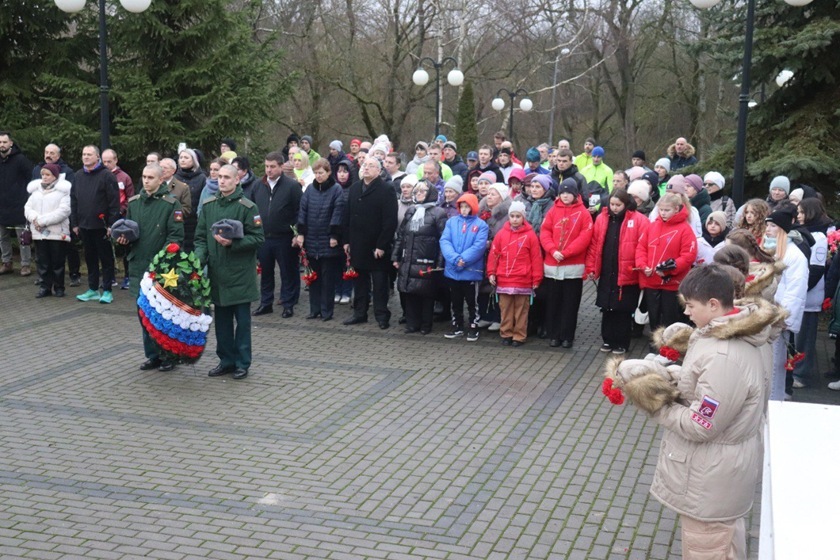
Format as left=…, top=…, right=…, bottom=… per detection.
left=603, top=356, right=682, bottom=415
left=694, top=296, right=787, bottom=347
left=744, top=259, right=785, bottom=298
left=667, top=142, right=696, bottom=159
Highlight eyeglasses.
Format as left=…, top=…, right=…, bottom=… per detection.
left=704, top=182, right=717, bottom=187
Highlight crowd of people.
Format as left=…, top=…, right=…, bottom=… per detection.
left=0, top=129, right=837, bottom=395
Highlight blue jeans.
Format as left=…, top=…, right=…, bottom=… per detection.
left=258, top=235, right=300, bottom=309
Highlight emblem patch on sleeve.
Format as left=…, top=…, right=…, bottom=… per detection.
left=699, top=395, right=720, bottom=419
left=174, top=210, right=183, bottom=222
left=254, top=215, right=262, bottom=226
left=691, top=412, right=712, bottom=430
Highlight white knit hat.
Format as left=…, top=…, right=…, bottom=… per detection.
left=508, top=200, right=527, bottom=216
left=627, top=179, right=651, bottom=202
left=488, top=183, right=510, bottom=200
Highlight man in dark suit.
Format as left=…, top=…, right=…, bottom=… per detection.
left=342, top=157, right=398, bottom=329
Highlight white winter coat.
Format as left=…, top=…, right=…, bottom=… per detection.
left=695, top=236, right=725, bottom=265
left=774, top=239, right=808, bottom=333
left=24, top=179, right=72, bottom=242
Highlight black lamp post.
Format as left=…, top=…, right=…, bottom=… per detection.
left=491, top=88, right=532, bottom=140
left=412, top=57, right=464, bottom=138
left=55, top=0, right=152, bottom=150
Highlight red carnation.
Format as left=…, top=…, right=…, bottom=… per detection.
left=98, top=213, right=105, bottom=220
left=601, top=378, right=624, bottom=405
left=659, top=346, right=680, bottom=362
left=190, top=272, right=200, bottom=281
left=166, top=243, right=180, bottom=253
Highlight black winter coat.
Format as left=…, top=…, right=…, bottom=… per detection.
left=596, top=210, right=640, bottom=311
left=343, top=177, right=398, bottom=271
left=251, top=174, right=303, bottom=237
left=0, top=145, right=33, bottom=226
left=71, top=164, right=120, bottom=229
left=392, top=204, right=447, bottom=297
left=176, top=167, right=206, bottom=250
left=297, top=177, right=345, bottom=259
left=446, top=156, right=469, bottom=181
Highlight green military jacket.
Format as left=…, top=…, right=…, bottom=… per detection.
left=194, top=186, right=264, bottom=307
left=125, top=185, right=184, bottom=298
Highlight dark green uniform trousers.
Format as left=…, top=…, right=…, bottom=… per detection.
left=214, top=302, right=252, bottom=369
left=138, top=311, right=161, bottom=361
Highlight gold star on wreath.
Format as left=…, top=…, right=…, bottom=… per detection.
left=161, top=268, right=179, bottom=289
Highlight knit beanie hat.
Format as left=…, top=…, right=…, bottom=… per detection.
left=704, top=171, right=725, bottom=191
left=592, top=146, right=605, bottom=158
left=329, top=140, right=343, bottom=151
left=666, top=174, right=687, bottom=195
left=478, top=171, right=496, bottom=185
left=220, top=150, right=237, bottom=162
left=456, top=193, right=479, bottom=215
left=508, top=200, right=527, bottom=216
left=788, top=188, right=804, bottom=203
left=769, top=176, right=790, bottom=195
left=628, top=166, right=646, bottom=182
left=766, top=208, right=796, bottom=233
left=632, top=149, right=646, bottom=161
left=443, top=141, right=457, bottom=151
left=526, top=147, right=541, bottom=162
left=642, top=170, right=660, bottom=189
left=415, top=141, right=429, bottom=152
left=350, top=138, right=362, bottom=147
left=41, top=163, right=61, bottom=181
left=530, top=174, right=552, bottom=192
left=401, top=174, right=419, bottom=189
left=489, top=183, right=510, bottom=200
left=434, top=134, right=447, bottom=143
left=220, top=137, right=237, bottom=151
left=371, top=143, right=388, bottom=156
left=557, top=178, right=579, bottom=197
left=301, top=135, right=313, bottom=145
left=706, top=211, right=727, bottom=231
left=444, top=175, right=463, bottom=195
left=655, top=158, right=671, bottom=173
left=685, top=174, right=704, bottom=192
left=627, top=179, right=651, bottom=202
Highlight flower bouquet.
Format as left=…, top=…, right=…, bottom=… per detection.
left=342, top=255, right=358, bottom=281
left=291, top=225, right=317, bottom=286
left=828, top=230, right=840, bottom=256
left=137, top=243, right=213, bottom=363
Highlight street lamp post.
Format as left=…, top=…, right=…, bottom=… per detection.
left=55, top=0, right=152, bottom=150
left=412, top=57, right=464, bottom=138
left=689, top=0, right=810, bottom=207
left=548, top=48, right=571, bottom=147
left=491, top=88, right=532, bottom=140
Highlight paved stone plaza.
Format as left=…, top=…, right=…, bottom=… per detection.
left=1, top=269, right=835, bottom=559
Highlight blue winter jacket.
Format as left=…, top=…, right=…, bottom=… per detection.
left=440, top=214, right=489, bottom=281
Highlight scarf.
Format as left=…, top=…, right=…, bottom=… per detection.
left=409, top=202, right=436, bottom=232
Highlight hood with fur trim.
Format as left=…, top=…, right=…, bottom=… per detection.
left=695, top=296, right=787, bottom=347
left=667, top=142, right=696, bottom=159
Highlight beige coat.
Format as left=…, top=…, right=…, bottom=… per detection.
left=649, top=298, right=783, bottom=521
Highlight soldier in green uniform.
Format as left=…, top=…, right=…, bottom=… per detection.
left=117, top=164, right=184, bottom=372
left=194, top=164, right=264, bottom=380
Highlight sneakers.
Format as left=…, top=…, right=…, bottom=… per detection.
left=792, top=377, right=805, bottom=389
left=600, top=343, right=612, bottom=353
left=99, top=291, right=113, bottom=304
left=488, top=322, right=501, bottom=332
left=69, top=275, right=81, bottom=287
left=828, top=380, right=840, bottom=391
left=339, top=296, right=350, bottom=304
left=20, top=266, right=31, bottom=277
left=466, top=327, right=479, bottom=342
left=120, top=277, right=130, bottom=290
left=334, top=295, right=341, bottom=303
left=476, top=320, right=492, bottom=328
left=444, top=327, right=464, bottom=339
left=76, top=289, right=100, bottom=302
left=611, top=347, right=626, bottom=355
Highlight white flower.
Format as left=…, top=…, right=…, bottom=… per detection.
left=161, top=310, right=173, bottom=321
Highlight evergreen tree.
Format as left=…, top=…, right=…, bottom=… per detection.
left=699, top=0, right=840, bottom=196
left=1, top=0, right=291, bottom=174
left=454, top=82, right=479, bottom=154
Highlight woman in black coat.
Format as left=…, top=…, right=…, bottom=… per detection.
left=296, top=159, right=346, bottom=321
left=175, top=149, right=206, bottom=250
left=392, top=181, right=447, bottom=334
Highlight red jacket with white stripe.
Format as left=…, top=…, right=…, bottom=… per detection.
left=539, top=196, right=593, bottom=267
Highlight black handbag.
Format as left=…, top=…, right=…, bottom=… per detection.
left=19, top=226, right=33, bottom=246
